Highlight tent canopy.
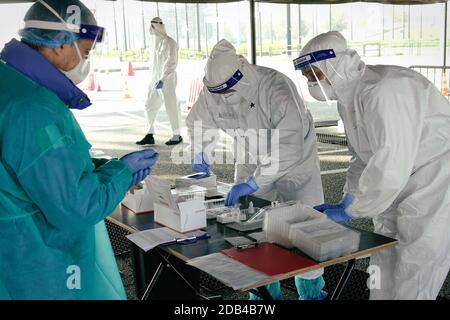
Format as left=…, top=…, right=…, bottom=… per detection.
left=0, top=0, right=446, bottom=5
left=1, top=0, right=447, bottom=63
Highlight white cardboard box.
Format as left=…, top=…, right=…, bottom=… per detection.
left=154, top=201, right=207, bottom=233
left=121, top=187, right=154, bottom=214
left=147, top=177, right=207, bottom=233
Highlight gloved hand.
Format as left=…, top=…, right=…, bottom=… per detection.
left=314, top=193, right=354, bottom=223
left=323, top=208, right=352, bottom=223
left=191, top=152, right=211, bottom=179
left=130, top=168, right=150, bottom=188
left=120, top=149, right=159, bottom=174
left=155, top=80, right=164, bottom=89
left=225, top=178, right=259, bottom=207
left=314, top=193, right=353, bottom=213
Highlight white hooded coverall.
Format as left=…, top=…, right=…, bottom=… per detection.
left=186, top=39, right=325, bottom=282
left=145, top=18, right=181, bottom=135
left=186, top=40, right=324, bottom=207
left=301, top=31, right=450, bottom=299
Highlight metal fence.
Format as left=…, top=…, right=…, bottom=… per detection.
left=409, top=65, right=450, bottom=99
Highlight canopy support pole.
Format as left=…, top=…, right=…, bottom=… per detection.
left=249, top=0, right=257, bottom=64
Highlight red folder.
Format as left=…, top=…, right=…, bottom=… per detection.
left=221, top=242, right=319, bottom=277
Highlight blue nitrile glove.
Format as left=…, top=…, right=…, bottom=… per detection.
left=191, top=152, right=211, bottom=179
left=120, top=149, right=159, bottom=174
left=314, top=193, right=353, bottom=212
left=314, top=193, right=354, bottom=223
left=130, top=168, right=150, bottom=188
left=155, top=80, right=164, bottom=89
left=225, top=177, right=259, bottom=207
left=323, top=208, right=353, bottom=223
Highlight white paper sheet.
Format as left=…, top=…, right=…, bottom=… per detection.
left=126, top=227, right=186, bottom=252
left=126, top=227, right=209, bottom=252
left=187, top=253, right=272, bottom=290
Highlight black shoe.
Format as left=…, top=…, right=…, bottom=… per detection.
left=136, top=134, right=155, bottom=145
left=165, top=136, right=183, bottom=146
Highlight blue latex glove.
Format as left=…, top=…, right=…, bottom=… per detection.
left=225, top=178, right=259, bottom=207
left=323, top=208, right=353, bottom=223
left=191, top=152, right=211, bottom=179
left=130, top=168, right=150, bottom=188
left=314, top=193, right=354, bottom=223
left=120, top=149, right=159, bottom=174
left=314, top=193, right=353, bottom=212
left=155, top=80, right=164, bottom=89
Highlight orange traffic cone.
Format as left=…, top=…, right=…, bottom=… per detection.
left=127, top=61, right=135, bottom=76
left=86, top=72, right=95, bottom=91
left=442, top=72, right=448, bottom=97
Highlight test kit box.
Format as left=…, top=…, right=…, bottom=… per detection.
left=121, top=185, right=154, bottom=214
left=154, top=201, right=206, bottom=233
left=147, top=177, right=207, bottom=233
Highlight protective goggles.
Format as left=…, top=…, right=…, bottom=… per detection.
left=206, top=70, right=244, bottom=94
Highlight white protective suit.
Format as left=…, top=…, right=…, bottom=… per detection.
left=300, top=31, right=450, bottom=299
left=186, top=39, right=325, bottom=282
left=145, top=17, right=180, bottom=135
left=186, top=39, right=324, bottom=207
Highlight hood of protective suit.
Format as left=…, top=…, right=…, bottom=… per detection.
left=300, top=31, right=366, bottom=106
left=203, top=39, right=258, bottom=103
left=150, top=17, right=167, bottom=38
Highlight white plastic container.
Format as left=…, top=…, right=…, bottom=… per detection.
left=175, top=174, right=217, bottom=196
left=263, top=201, right=326, bottom=248
left=289, top=219, right=360, bottom=262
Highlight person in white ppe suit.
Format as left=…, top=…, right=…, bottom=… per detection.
left=137, top=17, right=182, bottom=146
left=186, top=39, right=327, bottom=300
left=297, top=31, right=450, bottom=300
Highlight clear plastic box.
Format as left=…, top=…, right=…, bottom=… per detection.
left=171, top=185, right=207, bottom=203
left=262, top=201, right=326, bottom=248
left=289, top=219, right=360, bottom=262
left=175, top=174, right=218, bottom=197
left=215, top=207, right=245, bottom=224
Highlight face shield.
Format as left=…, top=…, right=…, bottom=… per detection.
left=21, top=0, right=105, bottom=84
left=293, top=49, right=341, bottom=109
left=205, top=69, right=244, bottom=105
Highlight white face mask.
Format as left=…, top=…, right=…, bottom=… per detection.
left=62, top=43, right=90, bottom=85
left=308, top=79, right=337, bottom=101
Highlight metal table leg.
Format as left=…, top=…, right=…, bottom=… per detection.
left=141, top=248, right=220, bottom=301
left=141, top=260, right=165, bottom=300
left=330, top=259, right=356, bottom=300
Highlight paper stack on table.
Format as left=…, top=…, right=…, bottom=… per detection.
left=187, top=253, right=272, bottom=290
left=126, top=227, right=207, bottom=252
